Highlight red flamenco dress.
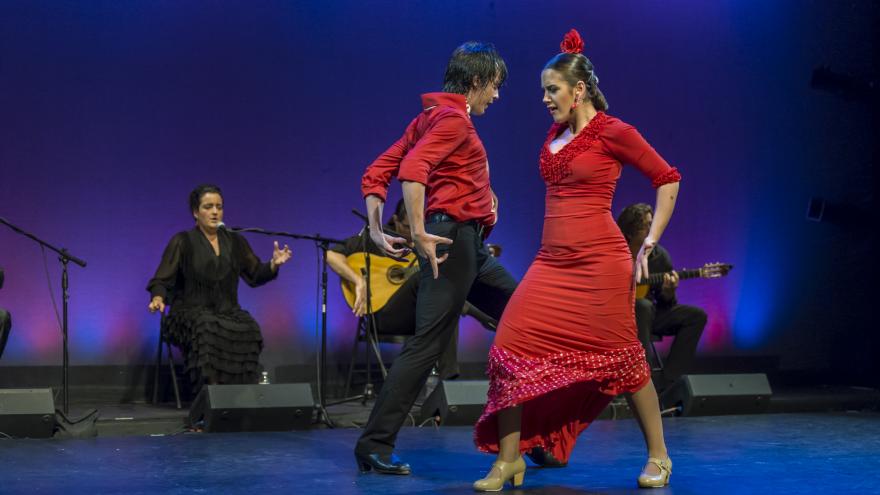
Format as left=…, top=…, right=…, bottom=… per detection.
left=474, top=112, right=681, bottom=462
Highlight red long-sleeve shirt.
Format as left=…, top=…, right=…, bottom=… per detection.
left=361, top=93, right=495, bottom=227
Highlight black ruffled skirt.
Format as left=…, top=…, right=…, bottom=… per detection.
left=164, top=307, right=263, bottom=390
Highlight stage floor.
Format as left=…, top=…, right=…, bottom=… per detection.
left=1, top=412, right=877, bottom=494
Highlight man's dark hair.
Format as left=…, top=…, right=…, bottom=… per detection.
left=616, top=203, right=653, bottom=240
left=189, top=184, right=223, bottom=214
left=443, top=42, right=508, bottom=94
left=392, top=198, right=407, bottom=219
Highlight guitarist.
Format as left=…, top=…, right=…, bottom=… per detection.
left=617, top=203, right=707, bottom=392
left=328, top=199, right=494, bottom=380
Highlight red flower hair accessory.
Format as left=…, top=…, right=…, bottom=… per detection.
left=560, top=29, right=584, bottom=54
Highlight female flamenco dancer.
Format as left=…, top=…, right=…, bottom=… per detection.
left=473, top=29, right=681, bottom=490
left=147, top=184, right=292, bottom=390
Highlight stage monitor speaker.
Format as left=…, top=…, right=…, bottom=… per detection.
left=419, top=380, right=488, bottom=426
left=0, top=388, right=55, bottom=438
left=660, top=374, right=772, bottom=416
left=189, top=383, right=314, bottom=432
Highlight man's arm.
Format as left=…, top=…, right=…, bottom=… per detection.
left=361, top=134, right=409, bottom=202
left=327, top=250, right=360, bottom=285
left=327, top=249, right=369, bottom=316
left=361, top=119, right=420, bottom=256
left=364, top=194, right=407, bottom=257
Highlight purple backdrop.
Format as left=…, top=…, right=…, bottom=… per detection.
left=0, top=1, right=873, bottom=382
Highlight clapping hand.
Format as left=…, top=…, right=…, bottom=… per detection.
left=271, top=241, right=292, bottom=270
left=148, top=296, right=166, bottom=314
left=370, top=229, right=410, bottom=259
left=414, top=231, right=453, bottom=279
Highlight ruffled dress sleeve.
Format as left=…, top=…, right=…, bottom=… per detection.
left=604, top=121, right=681, bottom=188
left=147, top=233, right=186, bottom=301
left=233, top=233, right=278, bottom=288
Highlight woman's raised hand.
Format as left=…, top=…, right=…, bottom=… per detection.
left=271, top=241, right=292, bottom=269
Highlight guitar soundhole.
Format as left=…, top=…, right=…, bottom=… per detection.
left=387, top=266, right=407, bottom=285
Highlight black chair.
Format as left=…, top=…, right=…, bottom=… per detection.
left=152, top=303, right=182, bottom=409
left=648, top=333, right=665, bottom=373
left=343, top=316, right=407, bottom=398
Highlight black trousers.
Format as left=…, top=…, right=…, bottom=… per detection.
left=635, top=298, right=707, bottom=390
left=355, top=221, right=517, bottom=455
left=370, top=274, right=461, bottom=379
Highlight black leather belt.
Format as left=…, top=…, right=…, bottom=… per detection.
left=426, top=213, right=485, bottom=237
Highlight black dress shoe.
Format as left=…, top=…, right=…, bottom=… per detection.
left=355, top=452, right=412, bottom=475
left=525, top=447, right=568, bottom=468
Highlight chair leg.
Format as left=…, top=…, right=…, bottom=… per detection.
left=364, top=316, right=387, bottom=378
left=364, top=319, right=373, bottom=391
left=344, top=318, right=363, bottom=397
left=166, top=342, right=182, bottom=409
left=649, top=339, right=664, bottom=372
left=153, top=328, right=163, bottom=405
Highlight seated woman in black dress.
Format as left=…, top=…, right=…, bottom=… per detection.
left=147, top=184, right=292, bottom=389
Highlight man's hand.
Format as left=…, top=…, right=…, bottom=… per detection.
left=353, top=279, right=368, bottom=317
left=413, top=231, right=453, bottom=279
left=661, top=271, right=679, bottom=290
left=369, top=228, right=409, bottom=258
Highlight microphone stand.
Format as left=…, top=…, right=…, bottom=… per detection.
left=0, top=217, right=87, bottom=415
left=227, top=226, right=343, bottom=428
left=327, top=211, right=392, bottom=407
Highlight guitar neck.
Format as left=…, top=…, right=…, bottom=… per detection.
left=641, top=268, right=702, bottom=287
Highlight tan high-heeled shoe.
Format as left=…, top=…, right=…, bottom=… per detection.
left=473, top=456, right=526, bottom=492
left=637, top=456, right=672, bottom=488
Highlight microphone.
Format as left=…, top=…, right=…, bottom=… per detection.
left=220, top=223, right=266, bottom=233
left=217, top=222, right=245, bottom=232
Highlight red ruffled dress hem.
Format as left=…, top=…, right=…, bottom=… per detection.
left=473, top=343, right=651, bottom=462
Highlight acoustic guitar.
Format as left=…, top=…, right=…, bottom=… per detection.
left=341, top=243, right=501, bottom=312
left=635, top=262, right=732, bottom=299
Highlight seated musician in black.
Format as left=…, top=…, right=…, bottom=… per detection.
left=617, top=203, right=708, bottom=392
left=147, top=184, right=292, bottom=390
left=327, top=200, right=497, bottom=379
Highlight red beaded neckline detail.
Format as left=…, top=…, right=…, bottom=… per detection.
left=539, top=111, right=609, bottom=185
